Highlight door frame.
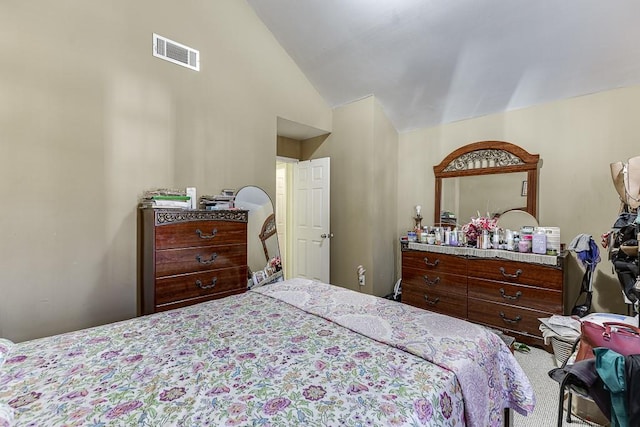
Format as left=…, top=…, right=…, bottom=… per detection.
left=276, top=156, right=331, bottom=282
left=276, top=156, right=297, bottom=279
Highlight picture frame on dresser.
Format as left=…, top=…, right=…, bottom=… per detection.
left=252, top=270, right=266, bottom=287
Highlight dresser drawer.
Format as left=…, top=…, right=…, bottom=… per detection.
left=468, top=278, right=562, bottom=313
left=155, top=266, right=247, bottom=305
left=155, top=220, right=247, bottom=249
left=402, top=284, right=467, bottom=319
left=155, top=288, right=246, bottom=312
left=402, top=251, right=467, bottom=275
left=155, top=244, right=247, bottom=277
left=467, top=258, right=562, bottom=290
left=468, top=298, right=548, bottom=337
left=401, top=248, right=568, bottom=348
left=402, top=267, right=467, bottom=296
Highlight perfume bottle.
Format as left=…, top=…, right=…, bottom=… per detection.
left=482, top=229, right=490, bottom=249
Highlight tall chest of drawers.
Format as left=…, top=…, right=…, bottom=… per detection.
left=402, top=246, right=568, bottom=347
left=138, top=208, right=248, bottom=315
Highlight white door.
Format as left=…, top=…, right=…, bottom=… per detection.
left=292, top=157, right=330, bottom=282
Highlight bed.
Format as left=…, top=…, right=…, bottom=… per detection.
left=0, top=278, right=534, bottom=426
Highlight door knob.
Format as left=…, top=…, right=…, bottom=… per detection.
left=320, top=233, right=334, bottom=239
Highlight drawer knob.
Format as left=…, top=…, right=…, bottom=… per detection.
left=196, top=278, right=218, bottom=289
left=195, top=228, right=218, bottom=239
left=422, top=275, right=440, bottom=286
left=499, top=288, right=522, bottom=301
left=423, top=257, right=440, bottom=267
left=499, top=267, right=522, bottom=279
left=499, top=312, right=522, bottom=324
left=423, top=294, right=440, bottom=306
left=196, top=253, right=218, bottom=265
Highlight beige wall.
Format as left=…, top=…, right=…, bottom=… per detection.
left=276, top=136, right=302, bottom=160
left=300, top=134, right=331, bottom=160
left=398, top=85, right=640, bottom=314
left=0, top=0, right=331, bottom=342
left=310, top=96, right=399, bottom=295
left=372, top=100, right=400, bottom=296
left=4, top=0, right=638, bottom=342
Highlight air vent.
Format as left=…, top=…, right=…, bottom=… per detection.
left=152, top=33, right=200, bottom=71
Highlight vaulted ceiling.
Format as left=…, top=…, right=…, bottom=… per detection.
left=247, top=0, right=640, bottom=133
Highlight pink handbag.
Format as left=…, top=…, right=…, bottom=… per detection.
left=576, top=321, right=640, bottom=361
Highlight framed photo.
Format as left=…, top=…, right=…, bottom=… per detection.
left=252, top=270, right=266, bottom=286
left=521, top=180, right=528, bottom=197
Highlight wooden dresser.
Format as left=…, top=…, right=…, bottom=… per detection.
left=138, top=208, right=248, bottom=315
left=402, top=251, right=468, bottom=319
left=402, top=246, right=568, bottom=347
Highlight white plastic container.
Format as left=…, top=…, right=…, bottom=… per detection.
left=538, top=226, right=561, bottom=252
left=532, top=229, right=547, bottom=254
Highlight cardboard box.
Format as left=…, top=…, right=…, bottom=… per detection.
left=571, top=395, right=609, bottom=426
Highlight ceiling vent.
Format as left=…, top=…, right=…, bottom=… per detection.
left=153, top=33, right=200, bottom=71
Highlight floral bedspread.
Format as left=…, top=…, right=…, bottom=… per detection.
left=0, top=282, right=469, bottom=426
left=254, top=279, right=535, bottom=427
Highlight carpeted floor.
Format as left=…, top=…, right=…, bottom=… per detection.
left=512, top=346, right=606, bottom=426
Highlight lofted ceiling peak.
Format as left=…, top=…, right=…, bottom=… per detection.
left=247, top=0, right=640, bottom=133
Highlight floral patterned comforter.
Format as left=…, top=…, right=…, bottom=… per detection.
left=254, top=279, right=535, bottom=427
left=0, top=279, right=533, bottom=426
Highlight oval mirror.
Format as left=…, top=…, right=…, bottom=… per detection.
left=234, top=186, right=283, bottom=288
left=495, top=209, right=539, bottom=231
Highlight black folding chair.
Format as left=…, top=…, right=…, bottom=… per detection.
left=548, top=338, right=610, bottom=426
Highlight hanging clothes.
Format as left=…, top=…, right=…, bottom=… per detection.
left=594, top=348, right=628, bottom=427
left=568, top=233, right=601, bottom=270
left=548, top=358, right=611, bottom=420
left=568, top=234, right=601, bottom=316
left=625, top=354, right=640, bottom=425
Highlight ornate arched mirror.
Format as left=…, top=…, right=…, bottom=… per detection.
left=234, top=186, right=283, bottom=287
left=258, top=213, right=278, bottom=262
left=433, top=141, right=541, bottom=226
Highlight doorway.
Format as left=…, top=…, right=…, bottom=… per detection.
left=275, top=158, right=293, bottom=279
left=275, top=157, right=331, bottom=283
left=275, top=118, right=331, bottom=282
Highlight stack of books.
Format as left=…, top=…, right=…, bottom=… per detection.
left=140, top=189, right=191, bottom=209
left=440, top=211, right=457, bottom=226
left=200, top=189, right=235, bottom=210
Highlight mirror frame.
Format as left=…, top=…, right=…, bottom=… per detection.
left=234, top=185, right=281, bottom=277
left=433, top=141, right=541, bottom=225
left=258, top=213, right=277, bottom=263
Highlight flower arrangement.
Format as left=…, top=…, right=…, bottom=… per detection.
left=462, top=213, right=498, bottom=245
left=269, top=256, right=282, bottom=272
